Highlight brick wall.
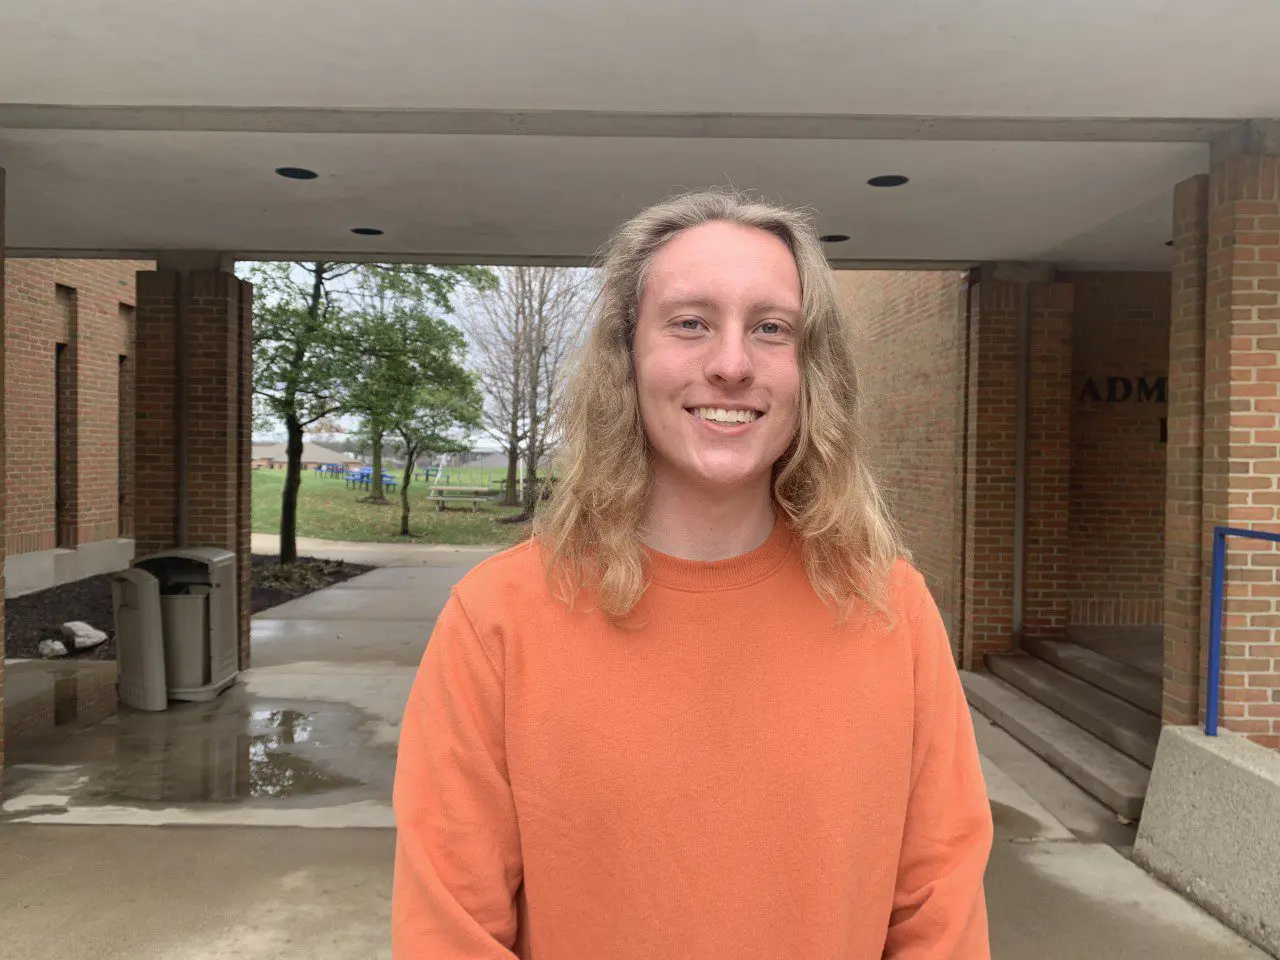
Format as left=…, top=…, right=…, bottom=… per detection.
left=1063, top=271, right=1171, bottom=626
left=1164, top=175, right=1210, bottom=725
left=3, top=259, right=142, bottom=556
left=1201, top=153, right=1280, bottom=747
left=2, top=166, right=8, bottom=777
left=836, top=270, right=968, bottom=636
left=964, top=279, right=1021, bottom=668
left=135, top=270, right=254, bottom=668
left=1024, top=284, right=1075, bottom=637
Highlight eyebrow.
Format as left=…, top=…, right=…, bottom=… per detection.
left=656, top=296, right=801, bottom=317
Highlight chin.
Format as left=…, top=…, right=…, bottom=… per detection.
left=687, top=461, right=772, bottom=490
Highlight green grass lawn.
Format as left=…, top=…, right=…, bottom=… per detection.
left=252, top=468, right=528, bottom=546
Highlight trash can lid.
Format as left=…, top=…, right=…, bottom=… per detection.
left=134, top=546, right=236, bottom=565
left=112, top=566, right=160, bottom=587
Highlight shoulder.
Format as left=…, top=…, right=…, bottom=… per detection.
left=880, top=557, right=951, bottom=664
left=449, top=537, right=556, bottom=622
left=452, top=537, right=548, bottom=598
left=885, top=556, right=932, bottom=625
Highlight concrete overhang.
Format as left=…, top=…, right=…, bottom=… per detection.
left=1, top=0, right=1277, bottom=268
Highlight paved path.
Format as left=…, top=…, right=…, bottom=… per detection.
left=251, top=532, right=500, bottom=568
left=0, top=545, right=1268, bottom=959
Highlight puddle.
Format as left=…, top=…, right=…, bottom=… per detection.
left=3, top=695, right=373, bottom=809
left=242, top=709, right=358, bottom=798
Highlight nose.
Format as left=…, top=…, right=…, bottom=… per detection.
left=704, top=328, right=754, bottom=385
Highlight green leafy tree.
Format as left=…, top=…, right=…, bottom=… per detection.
left=346, top=265, right=495, bottom=503
left=393, top=385, right=483, bottom=536
left=250, top=262, right=355, bottom=563
left=249, top=261, right=494, bottom=561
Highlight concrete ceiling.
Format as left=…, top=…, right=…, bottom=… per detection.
left=1, top=0, right=1277, bottom=267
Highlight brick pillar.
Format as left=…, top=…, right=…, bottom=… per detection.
left=1164, top=175, right=1210, bottom=725
left=1023, top=283, right=1075, bottom=637
left=963, top=278, right=1020, bottom=669
left=135, top=269, right=253, bottom=668
left=1, top=166, right=8, bottom=783
left=1202, top=152, right=1280, bottom=746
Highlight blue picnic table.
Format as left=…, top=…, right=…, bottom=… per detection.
left=345, top=468, right=398, bottom=493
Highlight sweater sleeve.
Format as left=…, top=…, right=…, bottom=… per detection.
left=883, top=577, right=993, bottom=960
left=392, top=591, right=523, bottom=959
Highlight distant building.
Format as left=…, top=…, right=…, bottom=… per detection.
left=251, top=442, right=362, bottom=471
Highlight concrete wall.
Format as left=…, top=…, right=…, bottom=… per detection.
left=1135, top=725, right=1280, bottom=955
left=837, top=270, right=969, bottom=638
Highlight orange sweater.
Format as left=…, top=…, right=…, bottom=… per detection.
left=393, top=522, right=992, bottom=959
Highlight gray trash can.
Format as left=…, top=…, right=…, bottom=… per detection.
left=111, top=567, right=168, bottom=712
left=112, top=547, right=239, bottom=706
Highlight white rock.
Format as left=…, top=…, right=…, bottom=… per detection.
left=60, top=621, right=108, bottom=650
left=38, top=639, right=69, bottom=659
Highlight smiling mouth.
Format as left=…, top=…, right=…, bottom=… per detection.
left=687, top=406, right=763, bottom=424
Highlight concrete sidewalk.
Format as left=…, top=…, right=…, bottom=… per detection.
left=251, top=532, right=500, bottom=568
left=0, top=548, right=1269, bottom=959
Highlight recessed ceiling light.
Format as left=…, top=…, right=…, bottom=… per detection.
left=351, top=227, right=384, bottom=236
left=867, top=174, right=910, bottom=188
left=820, top=234, right=851, bottom=243
left=275, top=166, right=318, bottom=180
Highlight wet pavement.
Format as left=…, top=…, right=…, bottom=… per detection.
left=1, top=541, right=490, bottom=830
left=0, top=539, right=1270, bottom=959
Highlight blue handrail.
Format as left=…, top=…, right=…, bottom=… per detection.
left=1206, top=525, right=1280, bottom=736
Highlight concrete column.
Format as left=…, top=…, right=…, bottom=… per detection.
left=1163, top=174, right=1210, bottom=725
left=135, top=266, right=253, bottom=668
left=963, top=277, right=1020, bottom=669
left=1200, top=136, right=1280, bottom=747
left=1023, top=282, right=1075, bottom=638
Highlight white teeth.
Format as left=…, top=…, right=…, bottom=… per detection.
left=693, top=407, right=760, bottom=424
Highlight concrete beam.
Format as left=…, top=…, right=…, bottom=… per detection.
left=154, top=251, right=237, bottom=274
left=1210, top=118, right=1280, bottom=164
left=0, top=104, right=1239, bottom=144
left=981, top=262, right=1055, bottom=284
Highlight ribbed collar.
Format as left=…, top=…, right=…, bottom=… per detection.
left=644, top=518, right=795, bottom=592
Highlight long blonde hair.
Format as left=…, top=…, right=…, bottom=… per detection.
left=533, top=189, right=904, bottom=619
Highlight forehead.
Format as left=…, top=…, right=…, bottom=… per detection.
left=639, top=221, right=802, bottom=309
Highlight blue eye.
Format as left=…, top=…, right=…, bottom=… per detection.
left=760, top=322, right=782, bottom=335
left=679, top=318, right=702, bottom=330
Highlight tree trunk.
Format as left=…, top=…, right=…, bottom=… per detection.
left=400, top=449, right=417, bottom=536
left=503, top=446, right=520, bottom=507
left=280, top=415, right=304, bottom=564
left=370, top=430, right=386, bottom=501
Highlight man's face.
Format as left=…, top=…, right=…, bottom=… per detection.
left=633, top=221, right=803, bottom=496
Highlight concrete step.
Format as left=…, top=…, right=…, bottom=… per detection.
left=987, top=653, right=1161, bottom=767
left=963, top=671, right=1150, bottom=820
left=1022, top=637, right=1162, bottom=716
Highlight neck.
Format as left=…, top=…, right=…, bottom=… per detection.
left=642, top=470, right=777, bottom=561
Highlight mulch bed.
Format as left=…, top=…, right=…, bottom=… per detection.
left=3, top=555, right=373, bottom=662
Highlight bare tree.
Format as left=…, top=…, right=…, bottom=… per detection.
left=466, top=267, right=593, bottom=507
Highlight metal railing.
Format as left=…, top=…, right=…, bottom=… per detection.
left=1206, top=525, right=1280, bottom=736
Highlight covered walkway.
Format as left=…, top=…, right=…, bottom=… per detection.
left=5, top=0, right=1280, bottom=952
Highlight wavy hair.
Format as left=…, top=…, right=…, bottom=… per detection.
left=533, top=189, right=905, bottom=620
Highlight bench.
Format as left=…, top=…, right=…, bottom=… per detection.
left=426, top=494, right=487, bottom=512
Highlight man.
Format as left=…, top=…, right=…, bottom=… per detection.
left=393, top=190, right=993, bottom=959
